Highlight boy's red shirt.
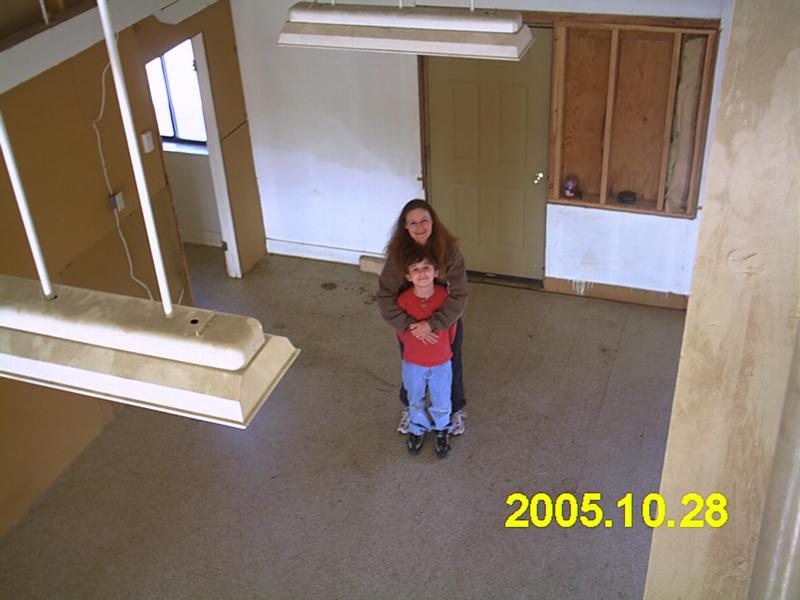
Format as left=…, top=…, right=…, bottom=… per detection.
left=397, top=284, right=457, bottom=367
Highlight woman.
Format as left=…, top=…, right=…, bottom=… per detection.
left=377, top=199, right=468, bottom=435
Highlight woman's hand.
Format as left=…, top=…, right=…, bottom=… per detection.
left=409, top=320, right=439, bottom=345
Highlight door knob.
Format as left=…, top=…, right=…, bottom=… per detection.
left=533, top=171, right=544, bottom=185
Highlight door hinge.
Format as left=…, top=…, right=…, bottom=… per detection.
left=221, top=241, right=228, bottom=252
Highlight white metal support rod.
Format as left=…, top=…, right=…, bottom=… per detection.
left=96, top=0, right=173, bottom=316
left=38, top=0, right=50, bottom=26
left=0, top=109, right=55, bottom=299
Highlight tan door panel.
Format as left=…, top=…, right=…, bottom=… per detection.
left=427, top=28, right=552, bottom=279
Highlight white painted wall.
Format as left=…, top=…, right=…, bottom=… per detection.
left=231, top=0, right=423, bottom=265
left=230, top=0, right=730, bottom=293
left=163, top=150, right=222, bottom=247
left=546, top=205, right=701, bottom=294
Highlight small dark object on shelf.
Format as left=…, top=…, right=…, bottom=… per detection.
left=617, top=190, right=636, bottom=205
left=562, top=175, right=582, bottom=199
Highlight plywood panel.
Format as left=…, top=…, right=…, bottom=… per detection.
left=0, top=0, right=41, bottom=40
left=221, top=123, right=265, bottom=275
left=59, top=188, right=188, bottom=304
left=59, top=208, right=157, bottom=295
left=562, top=27, right=611, bottom=198
left=0, top=7, right=192, bottom=536
left=0, top=33, right=170, bottom=278
left=74, top=34, right=167, bottom=199
left=0, top=62, right=115, bottom=276
left=119, top=29, right=168, bottom=197
left=607, top=30, right=674, bottom=204
left=0, top=380, right=114, bottom=535
left=151, top=185, right=192, bottom=304
left=0, top=168, right=37, bottom=279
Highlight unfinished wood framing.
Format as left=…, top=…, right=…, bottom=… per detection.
left=548, top=18, right=718, bottom=218
left=665, top=34, right=706, bottom=213
left=561, top=26, right=611, bottom=204
left=608, top=30, right=674, bottom=209
left=547, top=196, right=693, bottom=219
left=657, top=32, right=682, bottom=211
left=686, top=32, right=717, bottom=216
left=548, top=24, right=566, bottom=201
left=599, top=29, right=618, bottom=206
left=522, top=12, right=719, bottom=31
left=544, top=22, right=714, bottom=35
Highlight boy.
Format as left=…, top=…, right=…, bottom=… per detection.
left=396, top=247, right=457, bottom=458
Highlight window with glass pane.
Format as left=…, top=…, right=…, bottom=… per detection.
left=145, top=40, right=207, bottom=144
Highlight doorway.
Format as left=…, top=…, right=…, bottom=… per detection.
left=144, top=33, right=243, bottom=279
left=424, top=27, right=552, bottom=281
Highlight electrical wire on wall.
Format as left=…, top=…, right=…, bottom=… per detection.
left=92, top=61, right=155, bottom=301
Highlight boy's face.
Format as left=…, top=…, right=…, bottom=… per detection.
left=406, top=259, right=438, bottom=288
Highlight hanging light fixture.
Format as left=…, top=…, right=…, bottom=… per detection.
left=0, top=274, right=300, bottom=429
left=278, top=1, right=534, bottom=61
left=0, top=0, right=300, bottom=429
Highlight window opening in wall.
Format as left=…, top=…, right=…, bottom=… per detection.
left=145, top=39, right=207, bottom=147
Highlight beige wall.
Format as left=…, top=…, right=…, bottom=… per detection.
left=0, top=0, right=253, bottom=535
left=644, top=0, right=800, bottom=596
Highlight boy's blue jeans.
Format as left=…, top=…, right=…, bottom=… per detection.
left=399, top=319, right=465, bottom=413
left=401, top=360, right=453, bottom=435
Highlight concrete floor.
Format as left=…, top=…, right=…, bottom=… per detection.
left=0, top=244, right=685, bottom=599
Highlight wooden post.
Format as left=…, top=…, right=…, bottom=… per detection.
left=657, top=32, right=682, bottom=211
left=599, top=28, right=619, bottom=205
left=549, top=24, right=567, bottom=200
left=687, top=33, right=716, bottom=216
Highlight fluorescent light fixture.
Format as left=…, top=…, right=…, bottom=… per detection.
left=278, top=2, right=534, bottom=61
left=0, top=275, right=300, bottom=429
left=0, top=1, right=299, bottom=429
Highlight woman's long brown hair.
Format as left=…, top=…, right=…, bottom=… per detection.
left=385, top=199, right=458, bottom=275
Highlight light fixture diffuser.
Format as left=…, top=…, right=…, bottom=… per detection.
left=0, top=275, right=300, bottom=429
left=278, top=2, right=534, bottom=61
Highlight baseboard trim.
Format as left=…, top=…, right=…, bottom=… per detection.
left=543, top=277, right=688, bottom=310
left=268, top=239, right=383, bottom=266
left=179, top=228, right=222, bottom=247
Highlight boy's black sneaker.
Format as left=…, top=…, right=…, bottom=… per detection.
left=407, top=433, right=424, bottom=454
left=434, top=429, right=450, bottom=459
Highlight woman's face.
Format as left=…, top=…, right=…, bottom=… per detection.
left=404, top=208, right=433, bottom=245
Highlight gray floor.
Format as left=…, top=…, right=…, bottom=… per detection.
left=0, top=244, right=685, bottom=600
